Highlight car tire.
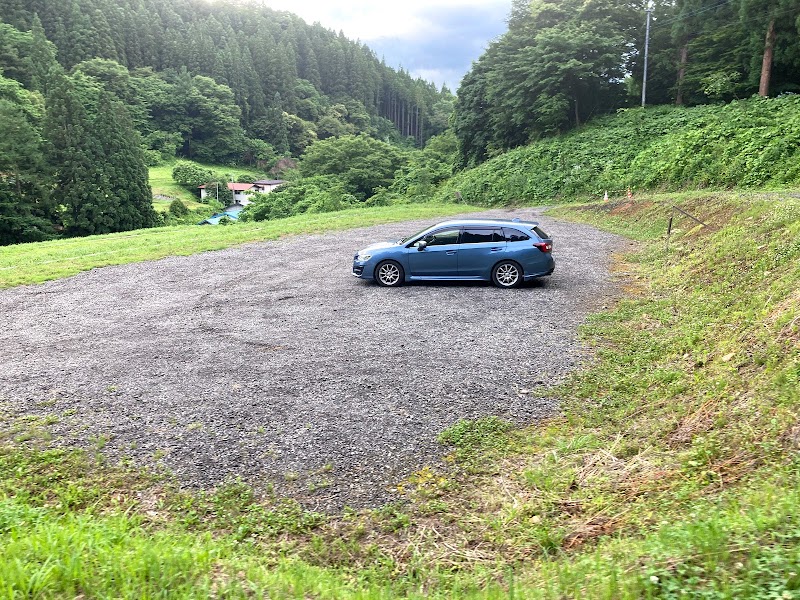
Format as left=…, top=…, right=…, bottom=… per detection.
left=375, top=260, right=404, bottom=287
left=491, top=261, right=523, bottom=288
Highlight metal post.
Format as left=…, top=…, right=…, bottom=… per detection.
left=666, top=211, right=674, bottom=253
left=642, top=6, right=653, bottom=107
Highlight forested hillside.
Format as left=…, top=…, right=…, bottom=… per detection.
left=453, top=0, right=800, bottom=167
left=0, top=0, right=451, bottom=148
left=3, top=0, right=799, bottom=247
left=0, top=0, right=453, bottom=245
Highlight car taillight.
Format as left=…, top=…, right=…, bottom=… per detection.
left=534, top=241, right=552, bottom=253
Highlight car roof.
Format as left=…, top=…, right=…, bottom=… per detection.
left=432, top=218, right=541, bottom=228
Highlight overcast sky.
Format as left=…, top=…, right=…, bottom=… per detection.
left=262, top=0, right=511, bottom=91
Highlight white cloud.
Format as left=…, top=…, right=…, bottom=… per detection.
left=263, top=0, right=508, bottom=41
left=259, top=0, right=510, bottom=90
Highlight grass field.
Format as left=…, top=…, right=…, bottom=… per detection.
left=0, top=202, right=477, bottom=288
left=1, top=191, right=798, bottom=597
left=148, top=164, right=205, bottom=210
left=148, top=162, right=269, bottom=212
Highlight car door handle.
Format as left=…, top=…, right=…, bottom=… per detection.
left=446, top=250, right=457, bottom=255
left=490, top=247, right=504, bottom=252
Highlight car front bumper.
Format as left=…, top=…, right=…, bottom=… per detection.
left=352, top=256, right=371, bottom=279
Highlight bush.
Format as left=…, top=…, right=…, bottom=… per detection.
left=172, top=162, right=213, bottom=191
left=240, top=175, right=356, bottom=221
left=168, top=199, right=189, bottom=216
left=142, top=149, right=164, bottom=167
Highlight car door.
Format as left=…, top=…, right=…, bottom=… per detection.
left=407, top=228, right=460, bottom=277
left=457, top=228, right=506, bottom=277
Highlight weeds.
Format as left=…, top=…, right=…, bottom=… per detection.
left=1, top=191, right=798, bottom=597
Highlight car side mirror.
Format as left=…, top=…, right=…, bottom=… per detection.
left=417, top=240, right=428, bottom=251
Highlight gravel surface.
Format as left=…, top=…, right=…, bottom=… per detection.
left=0, top=208, right=626, bottom=511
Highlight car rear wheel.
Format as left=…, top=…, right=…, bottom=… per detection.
left=375, top=260, right=404, bottom=287
left=492, top=261, right=523, bottom=288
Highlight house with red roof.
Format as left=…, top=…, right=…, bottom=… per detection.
left=198, top=180, right=285, bottom=206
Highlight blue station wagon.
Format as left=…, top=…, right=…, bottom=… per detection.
left=352, top=218, right=555, bottom=288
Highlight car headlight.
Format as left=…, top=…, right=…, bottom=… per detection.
left=357, top=253, right=371, bottom=261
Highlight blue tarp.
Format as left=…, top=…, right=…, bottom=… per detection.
left=198, top=211, right=240, bottom=225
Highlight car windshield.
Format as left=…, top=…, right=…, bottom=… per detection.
left=398, top=225, right=435, bottom=244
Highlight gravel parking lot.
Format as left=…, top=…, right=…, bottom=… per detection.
left=0, top=208, right=625, bottom=511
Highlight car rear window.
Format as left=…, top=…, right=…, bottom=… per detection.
left=502, top=227, right=530, bottom=242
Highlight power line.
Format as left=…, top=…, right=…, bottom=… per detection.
left=658, top=0, right=732, bottom=26
left=662, top=4, right=800, bottom=37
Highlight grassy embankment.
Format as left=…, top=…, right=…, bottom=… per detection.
left=436, top=96, right=800, bottom=206
left=1, top=190, right=798, bottom=597
left=148, top=163, right=204, bottom=210
left=148, top=163, right=268, bottom=212
left=0, top=202, right=476, bottom=289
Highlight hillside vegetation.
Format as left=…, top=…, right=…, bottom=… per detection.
left=440, top=96, right=800, bottom=206
left=1, top=191, right=798, bottom=597
left=451, top=0, right=799, bottom=166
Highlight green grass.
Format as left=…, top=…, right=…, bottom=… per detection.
left=148, top=164, right=205, bottom=210
left=148, top=162, right=268, bottom=211
left=0, top=202, right=478, bottom=288
left=1, top=189, right=798, bottom=597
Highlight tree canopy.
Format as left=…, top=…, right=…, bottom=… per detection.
left=0, top=0, right=457, bottom=244
left=453, top=0, right=800, bottom=167
left=0, top=0, right=454, bottom=159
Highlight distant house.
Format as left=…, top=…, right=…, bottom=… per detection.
left=198, top=180, right=286, bottom=206
left=199, top=182, right=256, bottom=205
left=252, top=179, right=286, bottom=194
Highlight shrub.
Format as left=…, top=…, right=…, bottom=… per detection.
left=437, top=96, right=800, bottom=205
left=171, top=162, right=213, bottom=191
left=241, top=175, right=355, bottom=221
left=168, top=199, right=189, bottom=216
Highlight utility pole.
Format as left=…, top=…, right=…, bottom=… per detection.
left=642, top=5, right=653, bottom=107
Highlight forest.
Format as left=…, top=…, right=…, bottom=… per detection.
left=453, top=0, right=800, bottom=167
left=0, top=0, right=452, bottom=244
left=0, top=0, right=799, bottom=245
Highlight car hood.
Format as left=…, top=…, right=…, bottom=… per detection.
left=359, top=241, right=399, bottom=253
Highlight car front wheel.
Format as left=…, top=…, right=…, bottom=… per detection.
left=375, top=260, right=404, bottom=287
left=492, top=261, right=523, bottom=288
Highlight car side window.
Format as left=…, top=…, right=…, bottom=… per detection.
left=461, top=228, right=502, bottom=244
left=502, top=227, right=530, bottom=242
left=422, top=229, right=460, bottom=246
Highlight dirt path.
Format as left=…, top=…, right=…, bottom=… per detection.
left=0, top=208, right=627, bottom=511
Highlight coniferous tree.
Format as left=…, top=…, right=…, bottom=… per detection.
left=0, top=94, right=54, bottom=244
left=27, top=14, right=59, bottom=95
left=92, top=91, right=157, bottom=231
left=44, top=73, right=107, bottom=235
